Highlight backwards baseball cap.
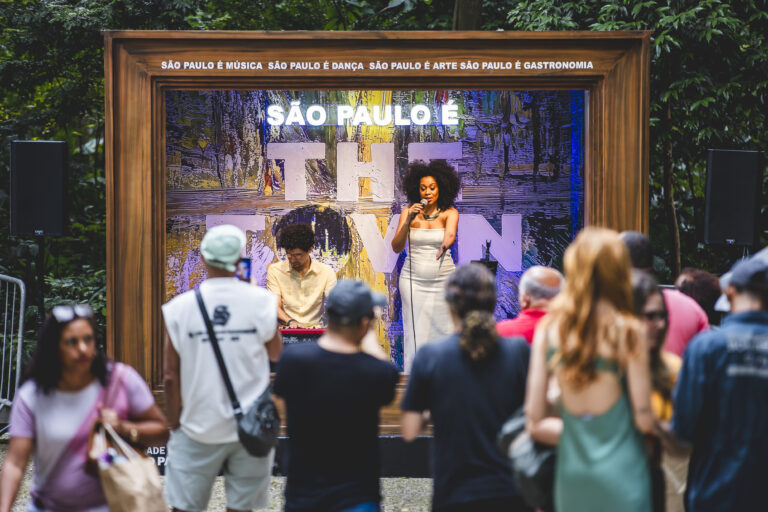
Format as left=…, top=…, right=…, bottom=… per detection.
left=714, top=247, right=768, bottom=312
left=729, top=251, right=768, bottom=290
left=200, top=224, right=246, bottom=272
left=326, top=280, right=387, bottom=325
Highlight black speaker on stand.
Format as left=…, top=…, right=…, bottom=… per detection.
left=10, top=140, right=67, bottom=236
left=704, top=149, right=763, bottom=248
left=10, top=140, right=67, bottom=327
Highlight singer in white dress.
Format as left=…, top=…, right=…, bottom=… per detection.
left=392, top=160, right=460, bottom=371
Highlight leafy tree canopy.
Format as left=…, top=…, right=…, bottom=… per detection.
left=507, top=0, right=768, bottom=278
left=1, top=0, right=766, bottom=354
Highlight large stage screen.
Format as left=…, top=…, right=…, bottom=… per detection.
left=165, top=89, right=585, bottom=369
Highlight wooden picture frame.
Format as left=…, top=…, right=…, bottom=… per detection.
left=103, top=30, right=650, bottom=391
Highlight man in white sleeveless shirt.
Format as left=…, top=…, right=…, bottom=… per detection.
left=163, top=224, right=282, bottom=512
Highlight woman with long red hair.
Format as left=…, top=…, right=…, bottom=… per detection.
left=526, top=227, right=654, bottom=512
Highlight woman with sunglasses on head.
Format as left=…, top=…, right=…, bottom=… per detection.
left=0, top=305, right=168, bottom=512
left=632, top=271, right=684, bottom=512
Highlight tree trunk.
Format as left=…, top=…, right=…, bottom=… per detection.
left=664, top=102, right=681, bottom=277
left=686, top=159, right=697, bottom=240
left=453, top=0, right=482, bottom=30
left=95, top=121, right=103, bottom=186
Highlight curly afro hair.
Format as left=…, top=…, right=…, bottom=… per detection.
left=277, top=223, right=315, bottom=252
left=403, top=160, right=460, bottom=210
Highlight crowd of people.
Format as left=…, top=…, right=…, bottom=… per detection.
left=1, top=217, right=766, bottom=512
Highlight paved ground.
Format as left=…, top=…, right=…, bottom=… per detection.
left=0, top=439, right=685, bottom=512
left=207, top=476, right=433, bottom=512
left=0, top=439, right=432, bottom=511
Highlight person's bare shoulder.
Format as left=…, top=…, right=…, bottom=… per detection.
left=443, top=207, right=459, bottom=217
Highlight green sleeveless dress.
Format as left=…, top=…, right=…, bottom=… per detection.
left=551, top=352, right=652, bottom=512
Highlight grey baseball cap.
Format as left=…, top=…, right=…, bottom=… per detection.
left=200, top=225, right=246, bottom=272
left=730, top=252, right=768, bottom=290
left=326, top=280, right=386, bottom=324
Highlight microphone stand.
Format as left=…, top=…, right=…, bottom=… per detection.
left=408, top=211, right=417, bottom=369
left=406, top=200, right=430, bottom=370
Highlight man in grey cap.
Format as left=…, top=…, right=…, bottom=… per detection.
left=713, top=246, right=768, bottom=313
left=274, top=280, right=398, bottom=512
left=669, top=252, right=768, bottom=511
left=162, top=224, right=282, bottom=512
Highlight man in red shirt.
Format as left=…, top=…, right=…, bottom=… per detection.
left=497, top=266, right=563, bottom=343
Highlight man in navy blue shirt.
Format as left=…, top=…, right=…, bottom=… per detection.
left=672, top=253, right=768, bottom=511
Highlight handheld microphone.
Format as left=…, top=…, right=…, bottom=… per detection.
left=418, top=199, right=429, bottom=219
left=410, top=199, right=429, bottom=220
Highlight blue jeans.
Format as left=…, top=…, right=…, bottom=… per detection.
left=339, top=502, right=381, bottom=512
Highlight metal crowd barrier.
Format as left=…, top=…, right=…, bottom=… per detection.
left=0, top=275, right=25, bottom=431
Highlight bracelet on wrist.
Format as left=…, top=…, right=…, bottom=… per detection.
left=129, top=426, right=139, bottom=443
left=120, top=421, right=139, bottom=443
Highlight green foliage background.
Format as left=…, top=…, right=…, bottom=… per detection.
left=506, top=0, right=768, bottom=279
left=1, top=0, right=766, bottom=350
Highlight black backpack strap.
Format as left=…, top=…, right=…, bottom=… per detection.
left=194, top=287, right=243, bottom=418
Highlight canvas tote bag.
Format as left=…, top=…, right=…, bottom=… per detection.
left=88, top=363, right=166, bottom=512
left=90, top=422, right=166, bottom=512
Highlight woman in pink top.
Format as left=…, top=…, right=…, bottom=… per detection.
left=0, top=305, right=168, bottom=512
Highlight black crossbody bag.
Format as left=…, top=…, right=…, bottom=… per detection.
left=194, top=288, right=280, bottom=457
left=497, top=407, right=556, bottom=512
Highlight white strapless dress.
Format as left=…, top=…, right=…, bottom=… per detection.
left=399, top=228, right=456, bottom=372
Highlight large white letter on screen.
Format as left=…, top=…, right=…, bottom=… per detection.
left=350, top=214, right=399, bottom=274
left=205, top=214, right=266, bottom=233
left=407, top=142, right=462, bottom=162
left=267, top=143, right=326, bottom=201
left=457, top=215, right=522, bottom=271
left=337, top=142, right=394, bottom=202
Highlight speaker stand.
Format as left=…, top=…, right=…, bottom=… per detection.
left=35, top=235, right=46, bottom=330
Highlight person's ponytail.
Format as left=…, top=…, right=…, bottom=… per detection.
left=445, top=264, right=499, bottom=363
left=459, top=310, right=499, bottom=362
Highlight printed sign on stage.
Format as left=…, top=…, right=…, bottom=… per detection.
left=165, top=89, right=585, bottom=369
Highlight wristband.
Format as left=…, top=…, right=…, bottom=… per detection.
left=129, top=426, right=139, bottom=443
left=119, top=421, right=139, bottom=443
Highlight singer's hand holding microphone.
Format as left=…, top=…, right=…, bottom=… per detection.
left=409, top=199, right=429, bottom=220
